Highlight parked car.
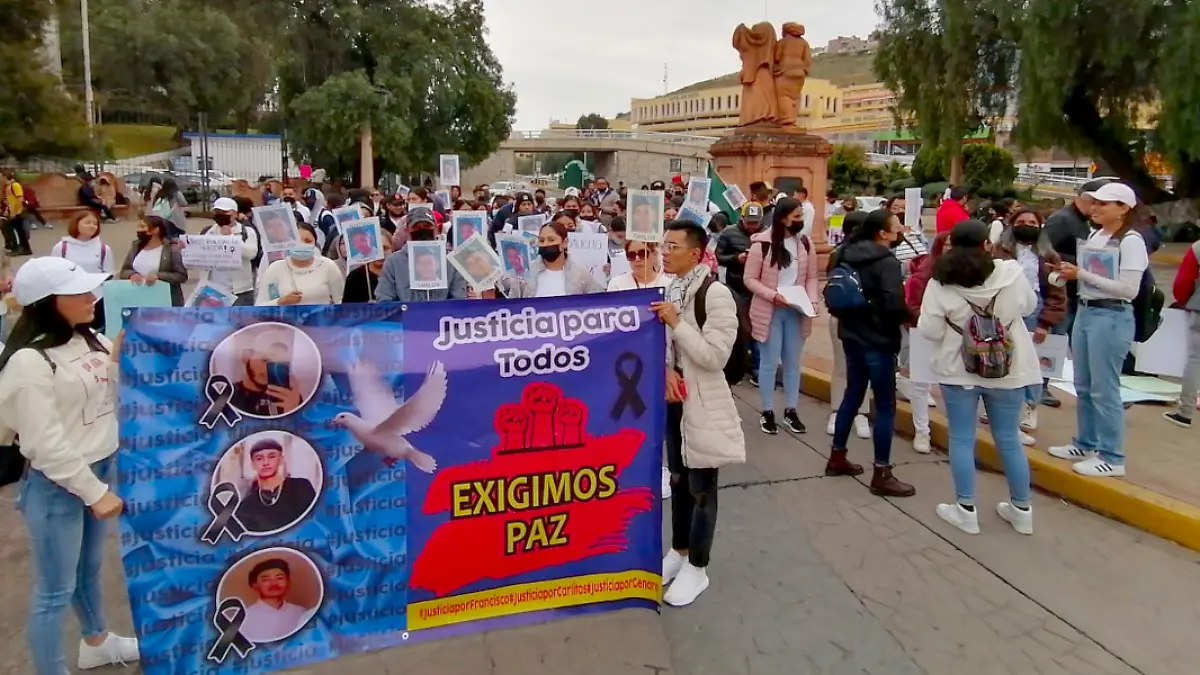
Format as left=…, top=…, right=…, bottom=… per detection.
left=856, top=196, right=887, bottom=212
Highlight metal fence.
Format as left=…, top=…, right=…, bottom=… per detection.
left=507, top=129, right=716, bottom=148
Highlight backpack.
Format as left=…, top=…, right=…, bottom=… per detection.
left=946, top=296, right=1013, bottom=379
left=822, top=249, right=868, bottom=316
left=22, top=186, right=38, bottom=210
left=60, top=240, right=107, bottom=268
left=202, top=222, right=263, bottom=273
left=0, top=350, right=55, bottom=487
left=694, top=277, right=752, bottom=385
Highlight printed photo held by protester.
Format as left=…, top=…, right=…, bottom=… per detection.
left=918, top=219, right=1040, bottom=535
left=1041, top=179, right=1107, bottom=344
left=743, top=198, right=820, bottom=435
left=343, top=234, right=395, bottom=303
left=255, top=223, right=344, bottom=307
left=652, top=220, right=746, bottom=608
left=826, top=209, right=914, bottom=497
left=376, top=208, right=468, bottom=303
left=119, top=215, right=188, bottom=306
left=191, top=197, right=262, bottom=306
left=825, top=210, right=872, bottom=438
left=0, top=257, right=140, bottom=674
left=1047, top=182, right=1147, bottom=478
left=497, top=219, right=605, bottom=299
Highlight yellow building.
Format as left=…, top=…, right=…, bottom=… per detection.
left=630, top=75, right=843, bottom=137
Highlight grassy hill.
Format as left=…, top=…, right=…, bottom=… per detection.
left=666, top=50, right=878, bottom=97
left=100, top=124, right=184, bottom=158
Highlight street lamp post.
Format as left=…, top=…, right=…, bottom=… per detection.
left=80, top=0, right=97, bottom=157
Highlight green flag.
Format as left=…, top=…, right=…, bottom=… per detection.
left=706, top=163, right=739, bottom=225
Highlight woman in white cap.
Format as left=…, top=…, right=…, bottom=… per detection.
left=1048, top=182, right=1147, bottom=478
left=190, top=197, right=261, bottom=305
left=0, top=257, right=139, bottom=674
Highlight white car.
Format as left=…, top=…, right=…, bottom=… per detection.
left=856, top=196, right=887, bottom=212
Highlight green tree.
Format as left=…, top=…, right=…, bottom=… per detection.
left=576, top=113, right=609, bottom=130
left=829, top=144, right=871, bottom=193
left=876, top=0, right=1200, bottom=202
left=961, top=143, right=1017, bottom=190
left=911, top=144, right=949, bottom=185
left=0, top=0, right=89, bottom=159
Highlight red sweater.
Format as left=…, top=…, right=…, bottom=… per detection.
left=935, top=199, right=970, bottom=234
left=1173, top=244, right=1199, bottom=306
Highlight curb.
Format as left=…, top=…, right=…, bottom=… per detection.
left=799, top=368, right=1200, bottom=553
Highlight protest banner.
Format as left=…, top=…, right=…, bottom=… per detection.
left=117, top=291, right=666, bottom=675
left=103, top=279, right=172, bottom=339
left=180, top=234, right=243, bottom=271
left=567, top=232, right=608, bottom=269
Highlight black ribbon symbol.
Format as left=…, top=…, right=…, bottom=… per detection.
left=610, top=352, right=647, bottom=420
left=207, top=597, right=255, bottom=663
left=199, top=375, right=242, bottom=429
left=200, top=482, right=247, bottom=545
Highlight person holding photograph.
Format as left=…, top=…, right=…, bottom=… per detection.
left=377, top=209, right=467, bottom=302
left=343, top=235, right=394, bottom=303
left=255, top=223, right=344, bottom=307
left=119, top=215, right=188, bottom=307
left=497, top=220, right=605, bottom=298
left=744, top=198, right=820, bottom=435
left=492, top=193, right=537, bottom=245
left=629, top=195, right=662, bottom=239
left=1048, top=182, right=1147, bottom=478
left=608, top=239, right=669, bottom=291
left=411, top=245, right=447, bottom=286
left=347, top=225, right=381, bottom=263
left=500, top=240, right=530, bottom=278
left=192, top=198, right=262, bottom=306
left=0, top=257, right=140, bottom=674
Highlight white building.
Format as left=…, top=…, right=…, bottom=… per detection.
left=183, top=132, right=291, bottom=181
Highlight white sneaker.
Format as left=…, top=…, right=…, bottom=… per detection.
left=826, top=412, right=836, bottom=436
left=662, top=550, right=685, bottom=585
left=854, top=414, right=871, bottom=439
left=660, top=467, right=672, bottom=500
left=1048, top=444, right=1096, bottom=461
left=936, top=503, right=980, bottom=534
left=1072, top=457, right=1126, bottom=478
left=997, top=502, right=1033, bottom=535
left=663, top=562, right=709, bottom=606
left=1021, top=405, right=1038, bottom=431
left=78, top=633, right=139, bottom=669
left=1019, top=431, right=1036, bottom=447
left=913, top=433, right=932, bottom=454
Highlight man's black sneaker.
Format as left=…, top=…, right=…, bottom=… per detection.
left=749, top=373, right=760, bottom=388
left=1041, top=391, right=1062, bottom=408
left=760, top=411, right=778, bottom=435
left=1163, top=412, right=1193, bottom=428
left=782, top=409, right=806, bottom=434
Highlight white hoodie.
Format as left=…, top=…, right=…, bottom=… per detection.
left=49, top=236, right=115, bottom=275
left=916, top=258, right=1041, bottom=390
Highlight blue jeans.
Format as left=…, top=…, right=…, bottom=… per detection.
left=18, top=457, right=113, bottom=675
left=758, top=308, right=805, bottom=411
left=833, top=341, right=896, bottom=465
left=1071, top=304, right=1135, bottom=465
left=942, top=385, right=1032, bottom=507
left=1022, top=310, right=1043, bottom=405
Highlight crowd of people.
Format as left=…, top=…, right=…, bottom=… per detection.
left=0, top=161, right=1197, bottom=673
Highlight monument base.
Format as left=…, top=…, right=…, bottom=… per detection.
left=710, top=125, right=835, bottom=250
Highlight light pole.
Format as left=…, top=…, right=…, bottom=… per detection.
left=81, top=0, right=96, bottom=142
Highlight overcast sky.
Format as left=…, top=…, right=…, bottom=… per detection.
left=482, top=0, right=880, bottom=129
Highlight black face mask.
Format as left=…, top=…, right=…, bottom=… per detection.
left=535, top=196, right=545, bottom=205
left=409, top=228, right=436, bottom=241
left=563, top=209, right=579, bottom=219
left=538, top=245, right=562, bottom=262
left=283, top=196, right=295, bottom=203
left=136, top=232, right=151, bottom=245
left=786, top=222, right=803, bottom=235
left=214, top=213, right=234, bottom=226
left=889, top=234, right=904, bottom=249
left=1013, top=225, right=1041, bottom=243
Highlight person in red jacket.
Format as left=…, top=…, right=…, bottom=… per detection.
left=1166, top=240, right=1200, bottom=428
left=936, top=186, right=971, bottom=234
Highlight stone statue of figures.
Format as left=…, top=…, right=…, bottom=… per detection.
left=732, top=22, right=779, bottom=126
left=774, top=23, right=813, bottom=127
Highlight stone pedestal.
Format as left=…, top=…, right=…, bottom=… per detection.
left=710, top=125, right=835, bottom=250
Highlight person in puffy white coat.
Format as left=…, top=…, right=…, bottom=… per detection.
left=651, top=221, right=745, bottom=609
left=917, top=219, right=1040, bottom=537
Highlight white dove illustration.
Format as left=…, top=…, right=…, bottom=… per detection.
left=333, top=360, right=447, bottom=474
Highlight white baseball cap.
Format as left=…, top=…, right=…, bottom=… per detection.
left=213, top=197, right=239, bottom=212
left=1084, top=182, right=1138, bottom=207
left=13, top=257, right=111, bottom=306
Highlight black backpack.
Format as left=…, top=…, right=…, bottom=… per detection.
left=0, top=350, right=55, bottom=487
left=694, top=276, right=753, bottom=386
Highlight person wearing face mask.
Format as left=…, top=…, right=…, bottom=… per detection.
left=495, top=192, right=537, bottom=243
left=497, top=219, right=604, bottom=298
left=381, top=196, right=406, bottom=235
left=280, top=186, right=311, bottom=225
left=558, top=195, right=582, bottom=220
left=592, top=177, right=620, bottom=227
left=119, top=215, right=187, bottom=306
left=716, top=203, right=764, bottom=382
left=376, top=208, right=469, bottom=302
left=193, top=198, right=262, bottom=306
left=605, top=216, right=628, bottom=258
left=991, top=208, right=1066, bottom=444
left=255, top=223, right=343, bottom=306
left=533, top=188, right=550, bottom=215
left=744, top=198, right=820, bottom=435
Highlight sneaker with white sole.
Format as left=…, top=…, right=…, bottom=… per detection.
left=662, top=550, right=685, bottom=585
left=78, top=633, right=139, bottom=670
left=1163, top=412, right=1193, bottom=428
left=996, top=502, right=1033, bottom=535
left=854, top=414, right=871, bottom=439
left=1021, top=404, right=1038, bottom=431
left=1048, top=443, right=1096, bottom=461
left=935, top=503, right=980, bottom=534
left=661, top=467, right=672, bottom=500
left=826, top=412, right=836, bottom=435
left=663, top=562, right=709, bottom=606
left=1019, top=431, right=1036, bottom=447
left=1072, top=457, right=1126, bottom=478
left=913, top=433, right=932, bottom=454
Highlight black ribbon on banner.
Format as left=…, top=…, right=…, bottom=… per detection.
left=199, top=375, right=242, bottom=429
left=207, top=597, right=255, bottom=663
left=610, top=352, right=647, bottom=420
left=200, top=482, right=247, bottom=544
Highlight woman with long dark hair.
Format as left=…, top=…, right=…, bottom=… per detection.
left=118, top=215, right=188, bottom=306
left=0, top=257, right=140, bottom=673
left=1048, top=183, right=1147, bottom=478
left=918, top=219, right=1040, bottom=535
left=497, top=219, right=604, bottom=298
left=902, top=230, right=951, bottom=453
left=148, top=178, right=188, bottom=238
left=743, top=198, right=820, bottom=434
left=826, top=211, right=872, bottom=439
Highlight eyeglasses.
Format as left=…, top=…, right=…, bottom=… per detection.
left=661, top=242, right=685, bottom=253
left=626, top=248, right=656, bottom=261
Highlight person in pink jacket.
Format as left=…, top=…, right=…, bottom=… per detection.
left=744, top=198, right=821, bottom=434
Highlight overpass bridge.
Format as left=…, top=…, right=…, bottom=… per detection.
left=462, top=129, right=717, bottom=189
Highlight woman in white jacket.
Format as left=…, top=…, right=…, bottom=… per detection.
left=917, top=219, right=1039, bottom=536
left=255, top=223, right=345, bottom=306
left=191, top=198, right=261, bottom=305
left=48, top=211, right=116, bottom=330
left=0, top=257, right=139, bottom=674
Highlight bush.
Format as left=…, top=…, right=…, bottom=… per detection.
left=962, top=144, right=1018, bottom=189
left=912, top=145, right=948, bottom=184
left=888, top=177, right=917, bottom=192
left=922, top=181, right=950, bottom=199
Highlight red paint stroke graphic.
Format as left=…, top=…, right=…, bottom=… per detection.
left=411, top=383, right=653, bottom=597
